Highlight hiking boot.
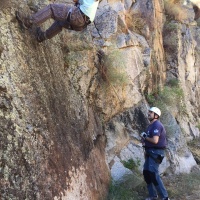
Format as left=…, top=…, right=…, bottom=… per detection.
left=35, top=27, right=47, bottom=43
left=145, top=196, right=158, bottom=200
left=16, top=11, right=33, bottom=29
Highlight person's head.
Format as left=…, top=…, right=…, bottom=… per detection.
left=148, top=107, right=161, bottom=122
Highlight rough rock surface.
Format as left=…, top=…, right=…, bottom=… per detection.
left=0, top=0, right=200, bottom=199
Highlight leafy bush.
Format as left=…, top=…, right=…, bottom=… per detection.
left=164, top=21, right=178, bottom=31
left=107, top=175, right=145, bottom=200
left=167, top=78, right=179, bottom=87
left=121, top=158, right=141, bottom=171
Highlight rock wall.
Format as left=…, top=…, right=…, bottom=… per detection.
left=0, top=0, right=200, bottom=199
left=0, top=1, right=110, bottom=199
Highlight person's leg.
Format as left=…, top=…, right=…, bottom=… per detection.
left=16, top=4, right=72, bottom=29
left=36, top=19, right=73, bottom=42
left=38, top=6, right=87, bottom=41
left=35, top=12, right=72, bottom=42
left=143, top=157, right=158, bottom=198
left=36, top=21, right=63, bottom=42
left=148, top=157, right=168, bottom=199
left=143, top=170, right=158, bottom=198
left=31, top=4, right=72, bottom=25
left=154, top=173, right=168, bottom=198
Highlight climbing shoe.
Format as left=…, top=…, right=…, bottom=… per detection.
left=35, top=27, right=47, bottom=43
left=16, top=11, right=33, bottom=29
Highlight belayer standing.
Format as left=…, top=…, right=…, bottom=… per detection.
left=16, top=0, right=99, bottom=42
left=140, top=107, right=170, bottom=200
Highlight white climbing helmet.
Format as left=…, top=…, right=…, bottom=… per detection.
left=149, top=107, right=161, bottom=117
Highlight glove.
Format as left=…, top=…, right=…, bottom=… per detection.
left=140, top=132, right=147, bottom=138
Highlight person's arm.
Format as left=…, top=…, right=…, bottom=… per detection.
left=145, top=135, right=159, bottom=144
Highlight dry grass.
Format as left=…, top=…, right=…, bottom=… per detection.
left=107, top=171, right=200, bottom=200
left=97, top=50, right=128, bottom=86
left=164, top=0, right=187, bottom=21
left=188, top=137, right=200, bottom=164
left=163, top=172, right=200, bottom=199
left=125, top=11, right=145, bottom=34
left=0, top=0, right=12, bottom=9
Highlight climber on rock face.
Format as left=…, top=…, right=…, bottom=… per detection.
left=16, top=0, right=99, bottom=43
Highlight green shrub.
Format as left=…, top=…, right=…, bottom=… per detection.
left=107, top=182, right=136, bottom=200
left=146, top=79, right=186, bottom=116
left=121, top=158, right=141, bottom=171
left=167, top=78, right=179, bottom=87
left=107, top=175, right=145, bottom=200
left=164, top=21, right=178, bottom=31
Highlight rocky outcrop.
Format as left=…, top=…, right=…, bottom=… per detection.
left=105, top=0, right=200, bottom=182
left=0, top=1, right=109, bottom=199
left=0, top=0, right=200, bottom=199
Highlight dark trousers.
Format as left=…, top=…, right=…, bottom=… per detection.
left=31, top=4, right=87, bottom=39
left=143, top=148, right=168, bottom=198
